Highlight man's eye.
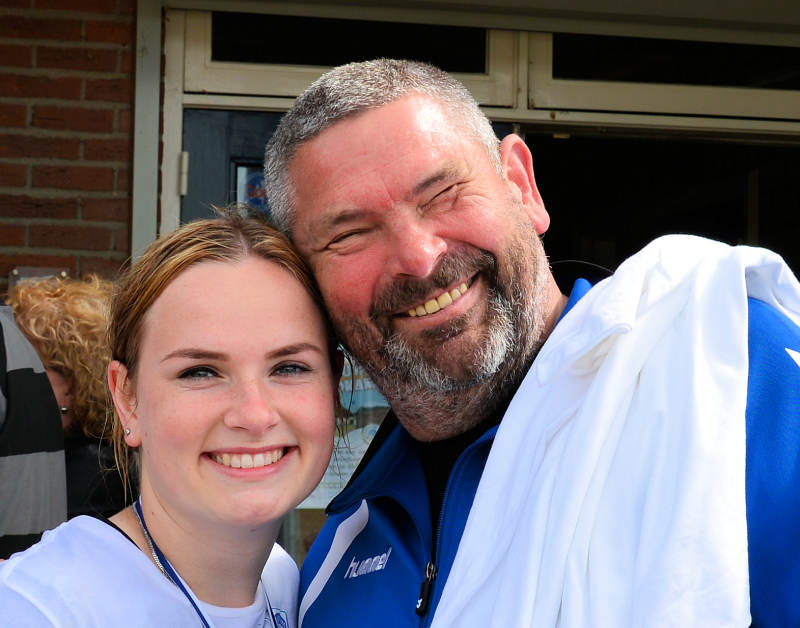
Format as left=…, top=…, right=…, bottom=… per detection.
left=327, top=226, right=375, bottom=248
left=178, top=366, right=218, bottom=380
left=329, top=230, right=361, bottom=245
left=427, top=184, right=458, bottom=208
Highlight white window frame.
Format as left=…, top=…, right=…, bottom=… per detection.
left=529, top=32, right=800, bottom=120
left=183, top=10, right=517, bottom=107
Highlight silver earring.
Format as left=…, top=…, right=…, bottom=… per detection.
left=124, top=428, right=131, bottom=435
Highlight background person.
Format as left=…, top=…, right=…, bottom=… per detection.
left=0, top=298, right=66, bottom=559
left=0, top=210, right=341, bottom=627
left=7, top=275, right=129, bottom=519
left=264, top=59, right=800, bottom=627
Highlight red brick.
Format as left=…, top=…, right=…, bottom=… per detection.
left=0, top=163, right=27, bottom=186
left=37, top=46, right=118, bottom=72
left=119, top=0, right=135, bottom=16
left=86, top=20, right=134, bottom=45
left=0, top=44, right=33, bottom=68
left=117, top=108, right=131, bottom=133
left=81, top=197, right=128, bottom=221
left=85, top=77, right=132, bottom=103
left=0, top=254, right=76, bottom=278
left=0, top=104, right=27, bottom=128
left=0, top=74, right=81, bottom=99
left=119, top=49, right=133, bottom=73
left=36, top=0, right=116, bottom=11
left=84, top=137, right=130, bottom=162
left=32, top=106, right=114, bottom=133
left=79, top=255, right=125, bottom=277
left=116, top=167, right=129, bottom=192
left=0, top=195, right=78, bottom=219
left=32, top=165, right=114, bottom=191
left=0, top=225, right=25, bottom=246
left=0, top=134, right=80, bottom=159
left=0, top=17, right=81, bottom=41
left=112, top=225, right=128, bottom=251
left=29, top=224, right=112, bottom=250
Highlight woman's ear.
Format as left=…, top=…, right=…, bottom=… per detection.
left=499, top=134, right=550, bottom=235
left=108, top=360, right=141, bottom=447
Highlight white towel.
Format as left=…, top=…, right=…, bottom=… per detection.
left=432, top=235, right=800, bottom=628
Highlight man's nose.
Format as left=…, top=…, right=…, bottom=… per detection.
left=223, top=378, right=279, bottom=434
left=388, top=218, right=447, bottom=279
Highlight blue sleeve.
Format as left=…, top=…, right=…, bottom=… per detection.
left=745, top=297, right=800, bottom=628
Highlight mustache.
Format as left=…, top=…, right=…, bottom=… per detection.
left=369, top=249, right=496, bottom=321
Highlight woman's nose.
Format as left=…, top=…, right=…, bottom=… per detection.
left=223, top=379, right=278, bottom=433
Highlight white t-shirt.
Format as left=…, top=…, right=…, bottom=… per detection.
left=0, top=516, right=298, bottom=627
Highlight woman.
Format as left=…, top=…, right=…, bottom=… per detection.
left=7, top=275, right=128, bottom=519
left=0, top=209, right=341, bottom=627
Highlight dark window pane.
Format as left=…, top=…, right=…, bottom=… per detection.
left=212, top=12, right=487, bottom=73
left=553, top=33, right=800, bottom=90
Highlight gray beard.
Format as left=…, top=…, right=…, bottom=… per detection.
left=346, top=233, right=550, bottom=441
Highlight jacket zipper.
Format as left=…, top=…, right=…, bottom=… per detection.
left=416, top=477, right=453, bottom=623
left=415, top=561, right=438, bottom=616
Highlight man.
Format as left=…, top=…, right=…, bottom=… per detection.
left=0, top=299, right=67, bottom=558
left=265, top=60, right=800, bottom=627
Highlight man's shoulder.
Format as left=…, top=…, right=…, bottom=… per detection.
left=747, top=296, right=800, bottom=377
left=745, top=297, right=800, bottom=628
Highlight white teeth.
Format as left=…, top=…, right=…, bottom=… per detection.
left=407, top=280, right=471, bottom=318
left=213, top=450, right=284, bottom=469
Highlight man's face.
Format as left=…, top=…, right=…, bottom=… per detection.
left=289, top=95, right=554, bottom=440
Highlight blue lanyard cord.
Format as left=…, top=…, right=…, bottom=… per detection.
left=133, top=499, right=276, bottom=628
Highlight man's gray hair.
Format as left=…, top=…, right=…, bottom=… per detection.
left=264, top=58, right=501, bottom=234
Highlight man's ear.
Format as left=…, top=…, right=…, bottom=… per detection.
left=499, top=134, right=550, bottom=234
left=108, top=360, right=141, bottom=447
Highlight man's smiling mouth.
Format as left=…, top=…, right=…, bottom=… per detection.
left=406, top=278, right=472, bottom=318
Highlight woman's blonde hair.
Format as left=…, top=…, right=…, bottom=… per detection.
left=7, top=274, right=113, bottom=439
left=108, top=206, right=339, bottom=494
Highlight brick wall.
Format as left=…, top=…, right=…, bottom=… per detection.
left=0, top=0, right=136, bottom=294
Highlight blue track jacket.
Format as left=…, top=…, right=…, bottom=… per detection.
left=299, top=281, right=800, bottom=628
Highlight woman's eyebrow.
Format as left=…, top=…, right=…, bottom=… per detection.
left=268, top=343, right=326, bottom=359
left=160, top=348, right=227, bottom=363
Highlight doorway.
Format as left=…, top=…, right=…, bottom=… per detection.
left=525, top=129, right=799, bottom=273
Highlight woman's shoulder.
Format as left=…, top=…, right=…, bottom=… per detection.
left=2, top=517, right=118, bottom=566
left=0, top=516, right=144, bottom=590
left=0, top=516, right=185, bottom=626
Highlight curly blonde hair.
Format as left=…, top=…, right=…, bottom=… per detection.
left=7, top=275, right=113, bottom=439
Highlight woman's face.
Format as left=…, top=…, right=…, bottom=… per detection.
left=110, top=255, right=337, bottom=532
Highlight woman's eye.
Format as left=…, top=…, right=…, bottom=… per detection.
left=178, top=366, right=218, bottom=380
left=274, top=362, right=310, bottom=376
